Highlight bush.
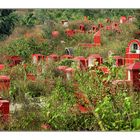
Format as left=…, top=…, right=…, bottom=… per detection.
left=0, top=10, right=17, bottom=40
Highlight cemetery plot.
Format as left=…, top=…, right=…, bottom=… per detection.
left=0, top=10, right=140, bottom=131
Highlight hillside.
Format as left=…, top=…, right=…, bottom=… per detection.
left=0, top=9, right=140, bottom=131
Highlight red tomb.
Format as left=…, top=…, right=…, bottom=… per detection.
left=0, top=64, right=5, bottom=71
left=98, top=23, right=104, bottom=29
left=7, top=56, right=22, bottom=67
left=113, top=56, right=124, bottom=67
left=0, top=100, right=9, bottom=121
left=46, top=54, right=59, bottom=62
left=65, top=67, right=74, bottom=80
left=93, top=31, right=101, bottom=46
left=60, top=54, right=73, bottom=60
left=73, top=56, right=87, bottom=70
left=98, top=66, right=110, bottom=74
left=79, top=24, right=85, bottom=32
left=65, top=29, right=75, bottom=37
left=92, top=25, right=98, bottom=32
left=120, top=16, right=127, bottom=24
left=79, top=30, right=101, bottom=48
left=127, top=62, right=140, bottom=91
left=105, top=18, right=111, bottom=23
left=32, top=54, right=44, bottom=64
left=61, top=20, right=69, bottom=27
left=52, top=31, right=59, bottom=38
left=125, top=39, right=140, bottom=65
left=87, top=54, right=103, bottom=68
left=26, top=73, right=36, bottom=81
left=0, top=76, right=10, bottom=91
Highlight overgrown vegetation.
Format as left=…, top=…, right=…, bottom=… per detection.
left=0, top=9, right=17, bottom=40
left=0, top=9, right=140, bottom=131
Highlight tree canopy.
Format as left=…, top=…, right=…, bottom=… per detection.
left=0, top=9, right=17, bottom=40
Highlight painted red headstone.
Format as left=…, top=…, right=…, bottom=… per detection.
left=57, top=66, right=68, bottom=73
left=65, top=29, right=75, bottom=37
left=106, top=18, right=111, bottom=23
left=26, top=73, right=36, bottom=81
left=0, top=76, right=10, bottom=91
left=125, top=39, right=140, bottom=65
left=7, top=56, right=22, bottom=67
left=65, top=67, right=74, bottom=80
left=92, top=25, right=98, bottom=32
left=52, top=31, right=59, bottom=38
left=127, top=62, right=140, bottom=91
left=0, top=100, right=9, bottom=121
left=120, top=16, right=127, bottom=24
left=112, top=22, right=119, bottom=29
left=128, top=16, right=135, bottom=23
left=0, top=64, right=5, bottom=71
left=106, top=26, right=112, bottom=30
left=77, top=104, right=89, bottom=113
left=87, top=54, right=103, bottom=68
left=73, top=56, right=87, bottom=70
left=41, top=123, right=52, bottom=130
left=98, top=66, right=110, bottom=74
left=46, top=54, right=59, bottom=63
left=93, top=31, right=101, bottom=46
left=80, top=24, right=85, bottom=32
left=113, top=56, right=124, bottom=67
left=98, top=23, right=104, bottom=29
left=32, top=54, right=44, bottom=64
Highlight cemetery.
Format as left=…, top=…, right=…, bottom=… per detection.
left=0, top=9, right=140, bottom=131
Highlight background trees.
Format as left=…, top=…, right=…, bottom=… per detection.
left=0, top=9, right=17, bottom=40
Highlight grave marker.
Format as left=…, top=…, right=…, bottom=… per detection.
left=32, top=54, right=44, bottom=64
left=0, top=100, right=9, bottom=121
left=46, top=54, right=59, bottom=63
left=113, top=56, right=124, bottom=67
left=73, top=56, right=87, bottom=70
left=52, top=30, right=59, bottom=38
left=65, top=29, right=75, bottom=37
left=0, top=64, right=5, bottom=71
left=120, top=16, right=127, bottom=24
left=7, top=56, right=22, bottom=67
left=87, top=54, right=103, bottom=68
left=125, top=39, right=140, bottom=65
left=0, top=76, right=10, bottom=92
left=127, top=62, right=140, bottom=91
left=93, top=31, right=101, bottom=46
left=65, top=67, right=74, bottom=80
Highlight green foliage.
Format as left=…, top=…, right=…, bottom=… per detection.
left=59, top=59, right=74, bottom=67
left=135, top=10, right=140, bottom=29
left=6, top=38, right=31, bottom=60
left=20, top=12, right=36, bottom=27
left=34, top=9, right=136, bottom=23
left=0, top=10, right=17, bottom=40
left=2, top=37, right=53, bottom=61
left=133, top=118, right=140, bottom=130
left=34, top=9, right=85, bottom=23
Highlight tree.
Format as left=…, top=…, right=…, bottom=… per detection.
left=20, top=12, right=36, bottom=27
left=0, top=9, right=17, bottom=40
left=135, top=10, right=140, bottom=29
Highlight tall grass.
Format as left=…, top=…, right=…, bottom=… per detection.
left=0, top=16, right=139, bottom=131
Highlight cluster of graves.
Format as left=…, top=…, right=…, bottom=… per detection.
left=0, top=15, right=139, bottom=119
left=53, top=16, right=135, bottom=48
